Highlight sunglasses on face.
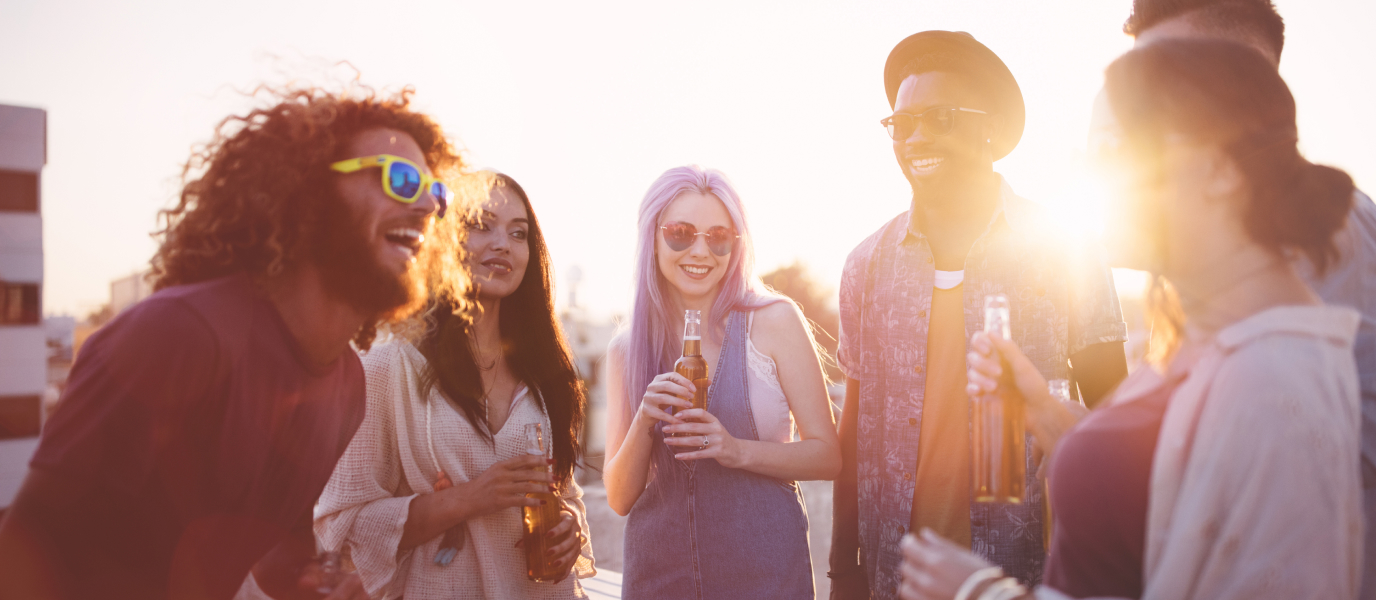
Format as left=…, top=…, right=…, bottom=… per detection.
left=880, top=106, right=988, bottom=141
left=330, top=154, right=452, bottom=218
left=660, top=222, right=739, bottom=256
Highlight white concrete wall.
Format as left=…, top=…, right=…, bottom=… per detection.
left=110, top=271, right=153, bottom=315
left=0, top=328, right=45, bottom=397
left=0, top=104, right=47, bottom=509
left=0, top=104, right=46, bottom=172
left=0, top=213, right=43, bottom=282
left=0, top=437, right=39, bottom=508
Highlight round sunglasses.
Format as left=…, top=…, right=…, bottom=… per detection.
left=330, top=154, right=453, bottom=218
left=660, top=222, right=739, bottom=257
left=880, top=106, right=988, bottom=141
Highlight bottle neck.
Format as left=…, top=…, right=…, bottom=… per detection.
left=682, top=336, right=702, bottom=357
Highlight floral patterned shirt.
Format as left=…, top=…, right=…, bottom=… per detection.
left=837, top=177, right=1127, bottom=598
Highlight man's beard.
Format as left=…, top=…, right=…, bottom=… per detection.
left=310, top=202, right=429, bottom=324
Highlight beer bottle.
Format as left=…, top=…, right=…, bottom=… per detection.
left=521, top=423, right=562, bottom=581
left=971, top=294, right=1027, bottom=504
left=670, top=309, right=710, bottom=437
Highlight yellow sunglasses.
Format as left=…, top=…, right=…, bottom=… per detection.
left=330, top=154, right=452, bottom=218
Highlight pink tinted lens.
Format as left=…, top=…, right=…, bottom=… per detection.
left=704, top=227, right=736, bottom=256
left=661, top=222, right=697, bottom=251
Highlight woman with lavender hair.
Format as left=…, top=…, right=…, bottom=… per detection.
left=603, top=165, right=841, bottom=599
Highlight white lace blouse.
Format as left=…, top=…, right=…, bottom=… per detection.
left=744, top=312, right=796, bottom=443
left=314, top=341, right=595, bottom=600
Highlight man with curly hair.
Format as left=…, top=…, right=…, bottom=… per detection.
left=0, top=86, right=468, bottom=600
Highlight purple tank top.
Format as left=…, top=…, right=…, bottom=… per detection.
left=1042, top=378, right=1179, bottom=598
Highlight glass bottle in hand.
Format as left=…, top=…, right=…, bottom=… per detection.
left=671, top=309, right=710, bottom=436
left=971, top=294, right=1027, bottom=504
left=521, top=422, right=561, bottom=581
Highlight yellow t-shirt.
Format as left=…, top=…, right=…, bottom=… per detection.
left=909, top=286, right=972, bottom=547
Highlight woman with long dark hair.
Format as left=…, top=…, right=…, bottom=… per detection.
left=316, top=172, right=594, bottom=599
left=895, top=39, right=1362, bottom=600
left=603, top=165, right=841, bottom=599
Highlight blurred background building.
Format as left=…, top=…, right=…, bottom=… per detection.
left=0, top=103, right=46, bottom=511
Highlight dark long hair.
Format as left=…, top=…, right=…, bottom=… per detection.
left=419, top=173, right=586, bottom=483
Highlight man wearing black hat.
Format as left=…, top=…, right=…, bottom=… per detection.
left=830, top=31, right=1129, bottom=599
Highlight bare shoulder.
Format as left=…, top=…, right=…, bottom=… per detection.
left=607, top=330, right=630, bottom=365
left=750, top=300, right=812, bottom=355
left=753, top=299, right=806, bottom=332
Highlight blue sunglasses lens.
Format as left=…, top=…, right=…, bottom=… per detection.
left=388, top=161, right=423, bottom=200
left=431, top=182, right=451, bottom=218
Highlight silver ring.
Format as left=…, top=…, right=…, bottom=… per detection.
left=701, top=437, right=710, bottom=449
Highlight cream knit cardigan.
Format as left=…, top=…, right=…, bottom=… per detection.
left=315, top=341, right=594, bottom=599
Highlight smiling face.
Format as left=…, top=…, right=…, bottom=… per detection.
left=891, top=71, right=996, bottom=197
left=465, top=184, right=531, bottom=302
left=334, top=128, right=439, bottom=271
left=319, top=127, right=440, bottom=315
left=655, top=191, right=734, bottom=305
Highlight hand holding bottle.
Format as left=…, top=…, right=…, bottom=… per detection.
left=965, top=331, right=1051, bottom=406
left=967, top=332, right=1084, bottom=456
left=636, top=372, right=696, bottom=427
left=449, top=455, right=555, bottom=521
left=515, top=506, right=585, bottom=584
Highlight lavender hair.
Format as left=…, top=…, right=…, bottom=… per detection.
left=622, top=165, right=781, bottom=428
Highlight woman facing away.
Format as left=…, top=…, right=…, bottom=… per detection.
left=895, top=39, right=1361, bottom=600
left=603, top=165, right=842, bottom=599
left=315, top=172, right=594, bottom=599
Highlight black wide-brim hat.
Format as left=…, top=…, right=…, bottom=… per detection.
left=884, top=30, right=1026, bottom=161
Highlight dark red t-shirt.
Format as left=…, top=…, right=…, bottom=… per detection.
left=29, top=274, right=365, bottom=600
left=1042, top=378, right=1179, bottom=599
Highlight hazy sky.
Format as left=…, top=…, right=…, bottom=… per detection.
left=3, top=0, right=1373, bottom=318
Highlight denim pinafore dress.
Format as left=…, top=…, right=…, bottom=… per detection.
left=623, top=311, right=815, bottom=599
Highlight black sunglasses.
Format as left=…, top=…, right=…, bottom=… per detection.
left=880, top=106, right=988, bottom=141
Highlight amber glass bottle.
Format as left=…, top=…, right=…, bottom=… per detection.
left=521, top=423, right=561, bottom=581
left=971, top=294, right=1026, bottom=504
left=670, top=309, right=709, bottom=436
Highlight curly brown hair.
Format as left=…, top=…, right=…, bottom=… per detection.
left=150, top=84, right=472, bottom=349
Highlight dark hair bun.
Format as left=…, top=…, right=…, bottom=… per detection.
left=1240, top=148, right=1353, bottom=275
left=1286, top=162, right=1354, bottom=272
